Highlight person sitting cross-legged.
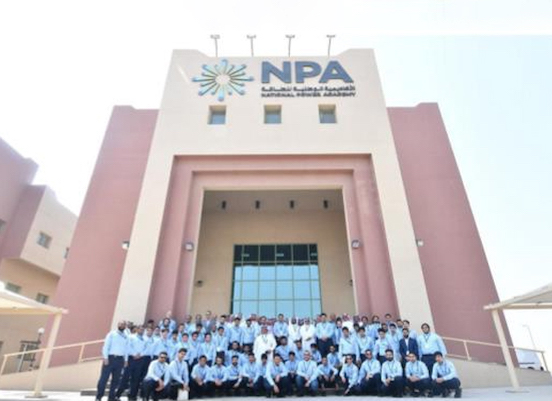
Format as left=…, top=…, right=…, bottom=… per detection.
left=380, top=349, right=404, bottom=398
left=405, top=352, right=431, bottom=397
left=431, top=352, right=462, bottom=398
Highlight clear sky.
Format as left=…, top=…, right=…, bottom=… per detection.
left=0, top=1, right=551, bottom=368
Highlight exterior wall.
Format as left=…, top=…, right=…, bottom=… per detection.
left=51, top=106, right=158, bottom=352
left=388, top=103, right=510, bottom=362
left=114, top=49, right=433, bottom=331
left=0, top=259, right=58, bottom=373
left=192, top=209, right=354, bottom=315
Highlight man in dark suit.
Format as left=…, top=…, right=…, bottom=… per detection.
left=399, top=328, right=419, bottom=367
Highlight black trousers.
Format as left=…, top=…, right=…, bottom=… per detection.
left=240, top=377, right=264, bottom=395
left=432, top=378, right=461, bottom=395
left=142, top=379, right=168, bottom=401
left=380, top=377, right=405, bottom=397
left=317, top=338, right=333, bottom=357
left=264, top=376, right=291, bottom=396
left=190, top=380, right=210, bottom=399
left=407, top=377, right=431, bottom=393
left=339, top=378, right=360, bottom=395
left=421, top=354, right=435, bottom=376
left=96, top=355, right=125, bottom=401
left=359, top=373, right=381, bottom=395
left=168, top=380, right=186, bottom=400
left=116, top=357, right=144, bottom=399
left=319, top=372, right=337, bottom=389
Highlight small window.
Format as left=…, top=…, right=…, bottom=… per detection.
left=36, top=293, right=49, bottom=304
left=37, top=232, right=52, bottom=249
left=6, top=282, right=21, bottom=294
left=209, top=106, right=226, bottom=125
left=0, top=219, right=6, bottom=233
left=264, top=105, right=282, bottom=124
left=319, top=105, right=337, bottom=124
left=64, top=247, right=70, bottom=259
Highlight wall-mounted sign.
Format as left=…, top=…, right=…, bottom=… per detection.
left=192, top=59, right=254, bottom=102
left=261, top=61, right=353, bottom=84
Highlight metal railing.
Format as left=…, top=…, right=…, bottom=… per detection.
left=0, top=339, right=104, bottom=377
left=442, top=336, right=549, bottom=372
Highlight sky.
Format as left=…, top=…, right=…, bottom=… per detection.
left=0, top=1, right=551, bottom=368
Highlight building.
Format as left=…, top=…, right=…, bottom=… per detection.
left=0, top=138, right=77, bottom=372
left=52, top=49, right=509, bottom=363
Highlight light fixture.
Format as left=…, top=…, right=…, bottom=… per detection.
left=326, top=34, right=336, bottom=56
left=416, top=239, right=424, bottom=247
left=255, top=200, right=261, bottom=209
left=210, top=34, right=220, bottom=57
left=349, top=279, right=353, bottom=287
left=38, top=327, right=45, bottom=335
left=121, top=241, right=130, bottom=250
left=351, top=239, right=361, bottom=249
left=196, top=280, right=204, bottom=287
left=285, top=34, right=295, bottom=57
left=323, top=199, right=329, bottom=209
left=221, top=200, right=227, bottom=210
left=247, top=34, right=256, bottom=56
left=184, top=242, right=194, bottom=251
left=289, top=200, right=295, bottom=209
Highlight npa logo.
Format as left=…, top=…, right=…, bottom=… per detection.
left=192, top=59, right=254, bottom=102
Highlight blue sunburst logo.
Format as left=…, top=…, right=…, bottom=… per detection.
left=192, top=59, right=254, bottom=102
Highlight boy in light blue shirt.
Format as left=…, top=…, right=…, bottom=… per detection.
left=431, top=352, right=462, bottom=398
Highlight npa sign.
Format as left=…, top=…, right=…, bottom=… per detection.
left=261, top=61, right=353, bottom=84
left=192, top=59, right=356, bottom=101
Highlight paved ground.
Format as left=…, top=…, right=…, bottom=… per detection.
left=1, top=387, right=551, bottom=401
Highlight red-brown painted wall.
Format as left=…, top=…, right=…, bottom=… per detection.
left=388, top=103, right=509, bottom=362
left=51, top=107, right=157, bottom=355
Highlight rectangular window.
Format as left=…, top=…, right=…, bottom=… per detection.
left=319, top=104, right=337, bottom=124
left=0, top=219, right=6, bottom=233
left=36, top=293, right=49, bottom=304
left=37, top=232, right=52, bottom=249
left=231, top=244, right=322, bottom=318
left=209, top=106, right=226, bottom=125
left=264, top=105, right=282, bottom=124
left=6, top=282, right=21, bottom=294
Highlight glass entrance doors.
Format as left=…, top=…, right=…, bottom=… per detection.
left=232, top=244, right=322, bottom=318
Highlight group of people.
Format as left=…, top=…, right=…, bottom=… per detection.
left=96, top=311, right=462, bottom=401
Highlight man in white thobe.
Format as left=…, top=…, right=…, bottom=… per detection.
left=253, top=325, right=277, bottom=362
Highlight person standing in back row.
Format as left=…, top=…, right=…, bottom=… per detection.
left=417, top=323, right=447, bottom=375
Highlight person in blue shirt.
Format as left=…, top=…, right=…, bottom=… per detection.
left=240, top=352, right=264, bottom=396
left=333, top=318, right=343, bottom=350
left=355, top=327, right=374, bottom=363
left=214, top=326, right=229, bottom=361
left=380, top=349, right=404, bottom=397
left=405, top=352, right=431, bottom=397
left=284, top=351, right=298, bottom=392
left=273, top=314, right=289, bottom=343
left=141, top=326, right=156, bottom=383
left=386, top=323, right=401, bottom=361
left=198, top=333, right=217, bottom=366
left=276, top=337, right=292, bottom=362
left=402, top=320, right=417, bottom=340
left=226, top=341, right=242, bottom=366
left=228, top=317, right=244, bottom=346
left=296, top=350, right=319, bottom=396
left=265, top=354, right=290, bottom=397
left=326, top=344, right=341, bottom=370
left=167, top=348, right=190, bottom=400
left=141, top=351, right=170, bottom=401
left=152, top=329, right=171, bottom=362
left=168, top=330, right=181, bottom=362
left=224, top=355, right=242, bottom=395
left=190, top=355, right=210, bottom=398
left=358, top=350, right=381, bottom=396
left=317, top=355, right=338, bottom=391
left=315, top=313, right=334, bottom=357
left=116, top=325, right=147, bottom=400
left=310, top=343, right=322, bottom=363
left=368, top=315, right=382, bottom=340
left=291, top=339, right=304, bottom=361
left=374, top=329, right=391, bottom=364
left=96, top=321, right=129, bottom=401
left=208, top=355, right=227, bottom=395
left=418, top=323, right=447, bottom=376
left=243, top=319, right=257, bottom=349
left=399, top=328, right=419, bottom=367
left=431, top=352, right=462, bottom=398
left=339, top=354, right=360, bottom=396
left=338, top=327, right=360, bottom=363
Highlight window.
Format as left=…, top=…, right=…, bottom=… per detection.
left=36, top=293, right=49, bottom=304
left=37, top=232, right=52, bottom=249
left=6, top=282, right=21, bottom=294
left=209, top=106, right=226, bottom=125
left=64, top=247, right=70, bottom=259
left=264, top=105, right=282, bottom=124
left=0, top=219, right=6, bottom=233
left=232, top=244, right=322, bottom=318
left=319, top=104, right=337, bottom=124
